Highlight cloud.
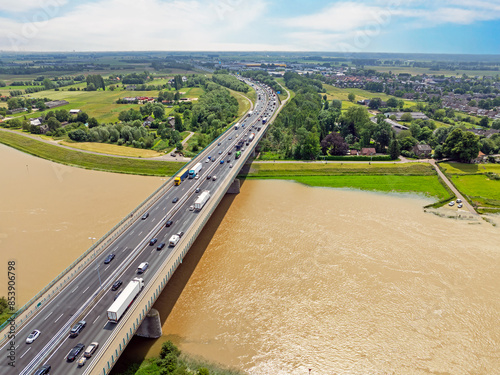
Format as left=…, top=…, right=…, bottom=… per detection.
left=0, top=0, right=274, bottom=51
left=0, top=0, right=67, bottom=13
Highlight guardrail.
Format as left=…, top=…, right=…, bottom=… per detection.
left=0, top=83, right=257, bottom=345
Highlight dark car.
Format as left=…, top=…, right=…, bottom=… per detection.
left=228, top=151, right=232, bottom=155
left=157, top=242, right=166, bottom=250
left=34, top=365, right=51, bottom=375
left=165, top=220, right=173, bottom=227
left=111, top=280, right=122, bottom=291
left=67, top=343, right=85, bottom=361
left=149, top=238, right=158, bottom=246
left=207, top=175, right=211, bottom=180
left=172, top=197, right=179, bottom=203
left=177, top=231, right=184, bottom=238
left=69, top=321, right=86, bottom=337
left=104, top=253, right=115, bottom=264
left=218, top=142, right=221, bottom=146
left=141, top=212, right=149, bottom=220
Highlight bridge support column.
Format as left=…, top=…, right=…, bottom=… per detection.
left=135, top=308, right=162, bottom=338
left=226, top=179, right=240, bottom=194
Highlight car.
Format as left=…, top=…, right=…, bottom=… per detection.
left=220, top=160, right=224, bottom=164
left=218, top=142, right=221, bottom=146
left=195, top=187, right=200, bottom=193
left=69, top=321, right=86, bottom=338
left=229, top=137, right=232, bottom=140
left=212, top=176, right=217, bottom=181
left=449, top=201, right=455, bottom=206
left=218, top=151, right=222, bottom=154
left=458, top=203, right=463, bottom=208
left=26, top=329, right=41, bottom=344
left=229, top=164, right=233, bottom=168
left=84, top=342, right=99, bottom=358
left=172, top=197, right=179, bottom=203
left=67, top=343, right=85, bottom=361
left=114, top=291, right=122, bottom=301
left=195, top=175, right=200, bottom=180
left=456, top=199, right=462, bottom=203
left=207, top=175, right=211, bottom=180
left=227, top=159, right=231, bottom=163
left=104, top=253, right=115, bottom=264
left=137, top=262, right=149, bottom=274
left=157, top=242, right=166, bottom=250
left=241, top=148, right=245, bottom=151
left=141, top=212, right=149, bottom=220
left=211, top=157, right=215, bottom=162
left=111, top=280, right=122, bottom=291
left=205, top=159, right=209, bottom=163
left=189, top=205, right=195, bottom=211
left=177, top=231, right=184, bottom=238
left=77, top=356, right=87, bottom=367
left=149, top=238, right=158, bottom=246
left=165, top=220, right=173, bottom=227
left=34, top=365, right=51, bottom=375
left=228, top=151, right=232, bottom=155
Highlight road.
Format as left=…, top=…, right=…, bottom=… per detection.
left=0, top=79, right=279, bottom=375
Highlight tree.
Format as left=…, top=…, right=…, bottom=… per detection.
left=479, top=117, right=489, bottom=128
left=301, top=131, right=321, bottom=160
left=492, top=119, right=500, bottom=130
left=153, top=104, right=165, bottom=120
left=331, top=99, right=342, bottom=110
left=46, top=117, right=61, bottom=131
left=174, top=113, right=184, bottom=132
left=443, top=128, right=480, bottom=162
left=368, top=97, right=382, bottom=110
left=348, top=93, right=355, bottom=102
left=197, top=368, right=210, bottom=375
left=76, top=112, right=89, bottom=123
left=55, top=109, right=69, bottom=122
left=386, top=97, right=398, bottom=108
left=372, top=120, right=393, bottom=151
left=68, top=128, right=88, bottom=142
left=88, top=117, right=99, bottom=128
left=400, top=113, right=413, bottom=122
left=320, top=132, right=348, bottom=156
left=140, top=102, right=153, bottom=117
left=388, top=137, right=400, bottom=159
left=42, top=78, right=54, bottom=90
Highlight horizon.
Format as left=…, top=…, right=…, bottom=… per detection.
left=1, top=0, right=500, bottom=54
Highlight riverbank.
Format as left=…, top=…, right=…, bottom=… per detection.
left=240, top=162, right=451, bottom=200
left=0, top=130, right=184, bottom=176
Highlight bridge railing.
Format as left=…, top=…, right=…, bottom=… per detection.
left=0, top=91, right=255, bottom=344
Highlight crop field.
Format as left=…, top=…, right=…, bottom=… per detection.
left=59, top=141, right=164, bottom=158
left=323, top=84, right=415, bottom=109
left=364, top=65, right=499, bottom=78
left=439, top=162, right=500, bottom=175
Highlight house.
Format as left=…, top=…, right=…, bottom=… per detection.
left=167, top=116, right=176, bottom=127
left=472, top=151, right=487, bottom=163
left=348, top=149, right=359, bottom=156
left=44, top=100, right=69, bottom=109
left=361, top=148, right=376, bottom=156
left=412, top=144, right=432, bottom=158
left=29, top=118, right=42, bottom=126
left=143, top=116, right=154, bottom=127
left=357, top=99, right=370, bottom=106
left=69, top=109, right=81, bottom=115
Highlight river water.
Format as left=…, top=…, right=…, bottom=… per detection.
left=2, top=143, right=500, bottom=374
left=0, top=143, right=164, bottom=304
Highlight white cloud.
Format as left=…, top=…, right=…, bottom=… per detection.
left=0, top=0, right=277, bottom=51
left=0, top=0, right=67, bottom=13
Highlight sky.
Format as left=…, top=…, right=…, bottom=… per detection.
left=1, top=0, right=500, bottom=54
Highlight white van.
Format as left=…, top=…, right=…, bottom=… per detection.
left=137, top=262, right=149, bottom=274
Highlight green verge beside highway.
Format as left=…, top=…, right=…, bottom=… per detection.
left=0, top=130, right=184, bottom=176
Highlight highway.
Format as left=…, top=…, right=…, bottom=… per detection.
left=1, top=79, right=279, bottom=375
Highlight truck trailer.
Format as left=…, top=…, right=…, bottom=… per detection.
left=248, top=133, right=255, bottom=142
left=174, top=168, right=189, bottom=186
left=194, top=190, right=211, bottom=211
left=107, top=278, right=144, bottom=323
left=189, top=163, right=202, bottom=179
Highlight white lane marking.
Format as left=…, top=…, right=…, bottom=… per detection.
left=15, top=344, right=20, bottom=350
left=44, top=311, right=53, bottom=321
left=104, top=265, right=110, bottom=271
left=151, top=218, right=156, bottom=223
left=71, top=285, right=79, bottom=293
left=138, top=231, right=143, bottom=236
left=54, top=313, right=64, bottom=323
left=82, top=286, right=90, bottom=294
left=122, top=248, right=126, bottom=252
left=130, top=230, right=135, bottom=235
left=93, top=315, right=100, bottom=325
left=20, top=347, right=31, bottom=358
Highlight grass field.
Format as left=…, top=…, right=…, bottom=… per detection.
left=229, top=89, right=252, bottom=117
left=246, top=162, right=436, bottom=176
left=323, top=84, right=415, bottom=109
left=242, top=162, right=448, bottom=199
left=0, top=130, right=184, bottom=176
left=364, top=65, right=500, bottom=78
left=439, top=162, right=500, bottom=211
left=59, top=141, right=164, bottom=158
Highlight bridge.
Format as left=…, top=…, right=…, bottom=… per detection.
left=0, top=78, right=287, bottom=375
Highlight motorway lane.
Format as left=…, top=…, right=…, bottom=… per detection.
left=3, top=79, right=276, bottom=375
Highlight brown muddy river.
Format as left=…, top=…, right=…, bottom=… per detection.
left=2, top=143, right=500, bottom=374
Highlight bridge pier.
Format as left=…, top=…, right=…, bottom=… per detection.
left=135, top=308, right=162, bottom=338
left=226, top=179, right=240, bottom=194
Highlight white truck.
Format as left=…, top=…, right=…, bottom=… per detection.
left=234, top=122, right=239, bottom=130
left=189, top=163, right=202, bottom=179
left=194, top=190, right=211, bottom=211
left=248, top=133, right=255, bottom=142
left=169, top=234, right=180, bottom=247
left=247, top=111, right=253, bottom=117
left=107, top=278, right=144, bottom=323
